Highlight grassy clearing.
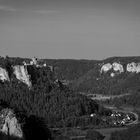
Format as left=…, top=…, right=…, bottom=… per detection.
left=95, top=127, right=127, bottom=140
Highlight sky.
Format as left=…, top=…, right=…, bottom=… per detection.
left=0, top=0, right=140, bottom=60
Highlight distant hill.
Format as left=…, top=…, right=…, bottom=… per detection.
left=41, top=56, right=140, bottom=95
left=71, top=56, right=140, bottom=94
left=44, top=59, right=99, bottom=80
left=1, top=56, right=140, bottom=95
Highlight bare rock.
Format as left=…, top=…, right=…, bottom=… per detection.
left=0, top=67, right=10, bottom=82
left=0, top=108, right=23, bottom=138
left=112, top=62, right=124, bottom=73
left=127, top=62, right=140, bottom=73
left=13, top=65, right=32, bottom=87
left=100, top=63, right=112, bottom=73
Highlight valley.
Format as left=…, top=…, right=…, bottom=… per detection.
left=0, top=56, right=140, bottom=140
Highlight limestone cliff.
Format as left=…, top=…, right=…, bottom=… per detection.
left=13, top=65, right=32, bottom=87
left=100, top=62, right=140, bottom=77
left=0, top=108, right=23, bottom=138
left=0, top=67, right=10, bottom=82
left=101, top=62, right=124, bottom=74
left=127, top=62, right=140, bottom=73
left=100, top=63, right=112, bottom=73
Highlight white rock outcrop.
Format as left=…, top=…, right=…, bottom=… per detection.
left=101, top=61, right=140, bottom=76
left=112, top=62, right=124, bottom=73
left=13, top=65, right=32, bottom=87
left=100, top=63, right=112, bottom=73
left=127, top=62, right=140, bottom=73
left=0, top=109, right=23, bottom=138
left=101, top=62, right=124, bottom=74
left=0, top=67, right=10, bottom=82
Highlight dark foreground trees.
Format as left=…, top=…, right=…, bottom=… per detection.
left=0, top=115, right=52, bottom=140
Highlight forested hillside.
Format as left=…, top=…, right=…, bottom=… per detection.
left=44, top=59, right=98, bottom=80
left=71, top=56, right=140, bottom=95
left=2, top=56, right=140, bottom=96
left=0, top=56, right=101, bottom=128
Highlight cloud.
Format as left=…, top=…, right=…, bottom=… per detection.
left=0, top=5, right=59, bottom=14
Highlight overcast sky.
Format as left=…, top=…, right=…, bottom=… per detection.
left=0, top=0, right=140, bottom=59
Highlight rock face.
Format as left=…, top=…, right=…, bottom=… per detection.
left=13, top=65, right=32, bottom=87
left=112, top=62, right=124, bottom=73
left=127, top=62, right=140, bottom=73
left=100, top=61, right=140, bottom=77
left=0, top=108, right=23, bottom=138
left=0, top=67, right=10, bottom=82
left=100, top=63, right=112, bottom=73
left=101, top=62, right=124, bottom=74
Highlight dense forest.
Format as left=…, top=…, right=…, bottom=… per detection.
left=0, top=56, right=104, bottom=128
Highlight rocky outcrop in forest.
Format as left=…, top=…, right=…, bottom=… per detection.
left=0, top=67, right=10, bottom=82
left=0, top=108, right=23, bottom=138
left=13, top=65, right=32, bottom=88
left=100, top=62, right=140, bottom=76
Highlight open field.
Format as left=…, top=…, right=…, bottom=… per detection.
left=96, top=127, right=127, bottom=140
left=88, top=93, right=131, bottom=101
